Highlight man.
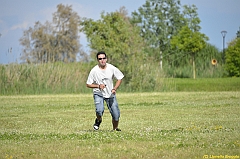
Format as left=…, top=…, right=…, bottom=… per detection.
left=86, top=51, right=124, bottom=131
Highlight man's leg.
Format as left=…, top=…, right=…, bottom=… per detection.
left=96, top=113, right=102, bottom=121
left=112, top=119, right=119, bottom=130
left=106, top=96, right=121, bottom=131
left=93, top=95, right=104, bottom=130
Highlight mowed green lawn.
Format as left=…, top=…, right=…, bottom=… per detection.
left=0, top=92, right=239, bottom=159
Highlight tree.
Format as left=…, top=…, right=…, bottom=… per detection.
left=131, top=0, right=185, bottom=66
left=20, top=4, right=81, bottom=63
left=52, top=4, right=80, bottom=62
left=20, top=21, right=55, bottom=63
left=225, top=38, right=240, bottom=77
left=182, top=5, right=201, bottom=32
left=170, top=4, right=208, bottom=79
left=80, top=7, right=145, bottom=78
left=171, top=26, right=208, bottom=79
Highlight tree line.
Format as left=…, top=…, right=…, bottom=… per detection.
left=19, top=0, right=240, bottom=78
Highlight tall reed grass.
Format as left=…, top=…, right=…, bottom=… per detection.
left=0, top=62, right=239, bottom=95
left=0, top=62, right=93, bottom=95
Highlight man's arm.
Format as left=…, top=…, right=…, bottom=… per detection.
left=86, top=84, right=106, bottom=90
left=111, top=79, right=122, bottom=94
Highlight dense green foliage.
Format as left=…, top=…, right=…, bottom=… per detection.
left=80, top=7, right=147, bottom=87
left=0, top=92, right=239, bottom=158
left=225, top=38, right=240, bottom=77
left=80, top=7, right=145, bottom=63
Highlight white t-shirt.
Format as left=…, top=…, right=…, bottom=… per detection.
left=86, top=63, right=124, bottom=98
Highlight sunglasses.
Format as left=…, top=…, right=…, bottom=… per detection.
left=98, top=57, right=106, bottom=60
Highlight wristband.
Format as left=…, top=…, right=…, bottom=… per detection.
left=112, top=89, right=116, bottom=91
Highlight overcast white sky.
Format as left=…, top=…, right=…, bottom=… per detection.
left=0, top=0, right=240, bottom=64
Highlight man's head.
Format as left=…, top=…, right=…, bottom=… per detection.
left=96, top=51, right=107, bottom=59
left=96, top=51, right=107, bottom=68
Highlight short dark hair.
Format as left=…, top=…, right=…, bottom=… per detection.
left=96, top=51, right=107, bottom=59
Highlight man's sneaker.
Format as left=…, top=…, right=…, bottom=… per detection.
left=112, top=128, right=121, bottom=131
left=93, top=118, right=102, bottom=130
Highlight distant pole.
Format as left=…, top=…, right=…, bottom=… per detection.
left=160, top=51, right=162, bottom=70
left=221, top=30, right=227, bottom=63
left=237, top=27, right=240, bottom=38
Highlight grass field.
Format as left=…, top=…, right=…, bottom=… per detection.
left=0, top=92, right=239, bottom=159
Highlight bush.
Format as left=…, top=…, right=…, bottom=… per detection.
left=225, top=38, right=240, bottom=77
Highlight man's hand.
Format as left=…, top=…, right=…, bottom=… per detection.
left=99, top=84, right=106, bottom=90
left=111, top=89, right=116, bottom=94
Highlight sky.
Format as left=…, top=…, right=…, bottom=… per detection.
left=0, top=0, right=240, bottom=64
